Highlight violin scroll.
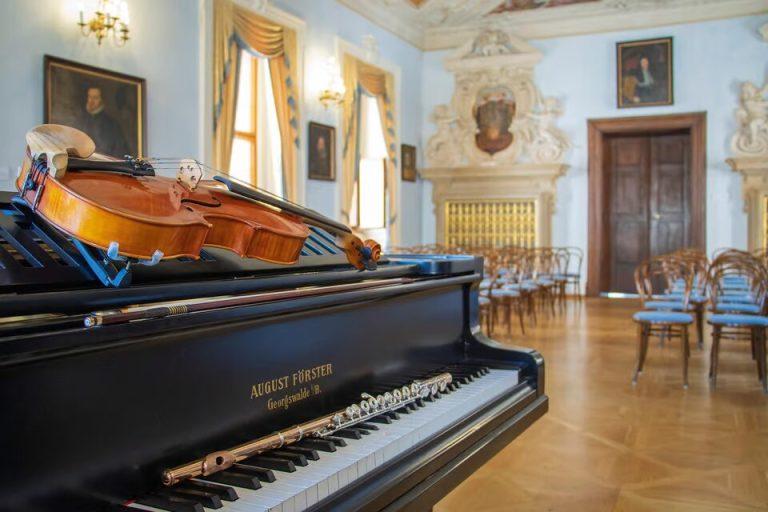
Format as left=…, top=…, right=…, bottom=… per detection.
left=339, top=234, right=382, bottom=271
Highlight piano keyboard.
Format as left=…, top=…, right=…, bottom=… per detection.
left=127, top=366, right=519, bottom=512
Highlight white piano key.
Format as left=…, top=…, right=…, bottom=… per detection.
left=174, top=369, right=519, bottom=512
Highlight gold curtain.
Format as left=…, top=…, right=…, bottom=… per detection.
left=212, top=0, right=299, bottom=200
left=341, top=55, right=397, bottom=233
left=341, top=54, right=360, bottom=225
left=268, top=27, right=298, bottom=202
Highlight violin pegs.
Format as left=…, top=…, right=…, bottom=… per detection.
left=363, top=239, right=381, bottom=263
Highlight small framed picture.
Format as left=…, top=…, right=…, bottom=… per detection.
left=401, top=144, right=417, bottom=182
left=44, top=55, right=146, bottom=157
left=308, top=122, right=336, bottom=181
left=616, top=37, right=673, bottom=108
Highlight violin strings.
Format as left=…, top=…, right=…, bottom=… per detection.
left=143, top=157, right=311, bottom=212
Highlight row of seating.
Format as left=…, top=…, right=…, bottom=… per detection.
left=389, top=245, right=583, bottom=336
left=632, top=248, right=767, bottom=392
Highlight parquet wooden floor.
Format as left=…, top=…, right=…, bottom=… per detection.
left=436, top=298, right=768, bottom=511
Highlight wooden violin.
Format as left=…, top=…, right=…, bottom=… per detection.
left=16, top=124, right=381, bottom=270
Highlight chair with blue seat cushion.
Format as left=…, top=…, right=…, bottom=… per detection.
left=633, top=258, right=695, bottom=388
left=643, top=300, right=693, bottom=311
left=712, top=302, right=761, bottom=314
left=716, top=293, right=755, bottom=304
left=560, top=247, right=583, bottom=301
left=493, top=287, right=525, bottom=334
left=643, top=298, right=704, bottom=349
left=705, top=250, right=768, bottom=392
left=707, top=314, right=767, bottom=392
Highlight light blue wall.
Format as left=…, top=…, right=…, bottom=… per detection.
left=0, top=0, right=201, bottom=189
left=274, top=0, right=424, bottom=245
left=421, top=14, right=768, bottom=266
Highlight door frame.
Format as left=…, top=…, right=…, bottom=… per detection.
left=586, top=112, right=706, bottom=297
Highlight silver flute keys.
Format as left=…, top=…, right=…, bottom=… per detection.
left=161, top=372, right=453, bottom=486
left=322, top=373, right=453, bottom=435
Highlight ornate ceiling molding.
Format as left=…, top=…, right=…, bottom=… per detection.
left=336, top=0, right=768, bottom=50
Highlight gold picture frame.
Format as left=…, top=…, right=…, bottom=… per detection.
left=44, top=55, right=146, bottom=157
left=616, top=37, right=673, bottom=108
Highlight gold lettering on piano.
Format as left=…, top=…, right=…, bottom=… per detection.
left=250, top=363, right=333, bottom=402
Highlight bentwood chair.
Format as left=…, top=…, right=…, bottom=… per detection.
left=632, top=257, right=694, bottom=388
left=706, top=252, right=768, bottom=392
left=563, top=247, right=583, bottom=300
left=649, top=251, right=709, bottom=348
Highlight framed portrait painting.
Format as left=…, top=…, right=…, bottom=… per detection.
left=44, top=56, right=146, bottom=158
left=401, top=144, right=417, bottom=182
left=308, top=122, right=335, bottom=181
left=616, top=37, right=673, bottom=108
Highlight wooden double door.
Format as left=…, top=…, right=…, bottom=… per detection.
left=607, top=132, right=691, bottom=293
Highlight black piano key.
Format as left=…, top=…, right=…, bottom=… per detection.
left=325, top=435, right=348, bottom=447
left=296, top=438, right=337, bottom=452
left=415, top=398, right=425, bottom=408
left=182, top=480, right=238, bottom=501
left=201, top=470, right=262, bottom=490
left=243, top=455, right=296, bottom=472
left=270, top=450, right=308, bottom=467
left=407, top=402, right=419, bottom=411
left=157, top=487, right=223, bottom=509
left=396, top=406, right=411, bottom=414
left=368, top=414, right=392, bottom=424
left=136, top=494, right=204, bottom=512
left=334, top=429, right=362, bottom=440
left=284, top=445, right=320, bottom=461
left=384, top=410, right=400, bottom=420
left=349, top=426, right=370, bottom=435
left=357, top=422, right=380, bottom=431
left=233, top=463, right=276, bottom=482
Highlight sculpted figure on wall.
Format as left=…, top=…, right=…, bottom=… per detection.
left=731, top=80, right=768, bottom=156
left=524, top=97, right=569, bottom=163
left=426, top=28, right=570, bottom=167
left=425, top=105, right=462, bottom=167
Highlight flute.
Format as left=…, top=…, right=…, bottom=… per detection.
left=161, top=372, right=453, bottom=486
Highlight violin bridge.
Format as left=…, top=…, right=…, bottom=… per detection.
left=177, top=159, right=204, bottom=190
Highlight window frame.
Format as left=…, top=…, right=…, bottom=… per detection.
left=232, top=53, right=259, bottom=185
left=355, top=157, right=387, bottom=230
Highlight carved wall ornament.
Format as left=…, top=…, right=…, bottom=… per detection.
left=426, top=28, right=570, bottom=168
left=731, top=80, right=768, bottom=156
left=423, top=28, right=569, bottom=247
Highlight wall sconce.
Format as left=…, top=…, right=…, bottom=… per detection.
left=318, top=57, right=345, bottom=109
left=77, top=0, right=130, bottom=46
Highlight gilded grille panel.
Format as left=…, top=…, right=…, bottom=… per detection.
left=444, top=199, right=537, bottom=248
left=764, top=195, right=768, bottom=250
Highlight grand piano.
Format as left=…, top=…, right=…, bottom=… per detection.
left=0, top=190, right=547, bottom=512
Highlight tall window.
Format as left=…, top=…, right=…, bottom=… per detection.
left=230, top=50, right=284, bottom=196
left=352, top=94, right=387, bottom=234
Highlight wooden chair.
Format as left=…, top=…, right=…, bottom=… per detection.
left=706, top=251, right=768, bottom=392
left=632, top=257, right=694, bottom=388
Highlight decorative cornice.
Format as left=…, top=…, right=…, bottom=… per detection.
left=727, top=156, right=768, bottom=174
left=337, top=0, right=768, bottom=51
left=336, top=0, right=425, bottom=48
left=421, top=163, right=568, bottom=180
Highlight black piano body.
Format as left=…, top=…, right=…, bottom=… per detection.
left=0, top=192, right=547, bottom=511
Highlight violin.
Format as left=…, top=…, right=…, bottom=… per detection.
left=16, top=124, right=381, bottom=270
